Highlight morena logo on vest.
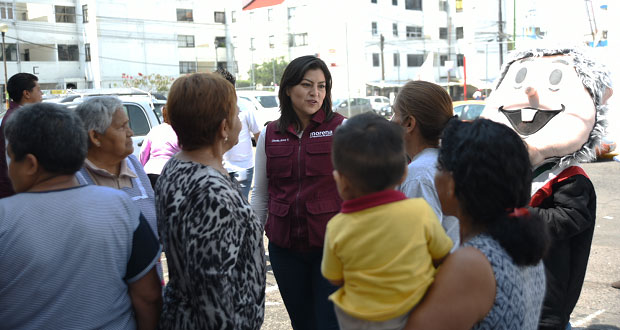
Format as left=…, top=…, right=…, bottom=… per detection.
left=309, top=130, right=333, bottom=138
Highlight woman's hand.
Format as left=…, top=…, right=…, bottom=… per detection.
left=404, top=247, right=495, bottom=330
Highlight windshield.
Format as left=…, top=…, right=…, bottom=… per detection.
left=256, top=95, right=279, bottom=108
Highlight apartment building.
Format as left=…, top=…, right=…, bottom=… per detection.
left=233, top=0, right=479, bottom=98
left=0, top=0, right=226, bottom=96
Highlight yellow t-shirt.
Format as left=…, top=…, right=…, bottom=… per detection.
left=321, top=192, right=453, bottom=321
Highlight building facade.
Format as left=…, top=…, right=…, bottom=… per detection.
left=0, top=0, right=226, bottom=98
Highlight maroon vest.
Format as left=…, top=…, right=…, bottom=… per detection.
left=265, top=110, right=344, bottom=250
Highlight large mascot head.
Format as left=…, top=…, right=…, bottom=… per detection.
left=482, top=47, right=613, bottom=167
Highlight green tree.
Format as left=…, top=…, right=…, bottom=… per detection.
left=250, top=57, right=288, bottom=87
left=121, top=73, right=175, bottom=93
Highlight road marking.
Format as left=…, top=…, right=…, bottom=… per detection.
left=603, top=216, right=614, bottom=220
left=266, top=285, right=279, bottom=293
left=572, top=309, right=605, bottom=327
left=266, top=302, right=281, bottom=306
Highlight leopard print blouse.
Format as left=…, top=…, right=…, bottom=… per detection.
left=155, top=157, right=266, bottom=330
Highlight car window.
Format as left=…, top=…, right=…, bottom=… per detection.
left=125, top=104, right=150, bottom=135
left=462, top=104, right=485, bottom=120
left=153, top=103, right=165, bottom=123
left=453, top=105, right=465, bottom=116
left=360, top=98, right=370, bottom=105
left=256, top=95, right=278, bottom=108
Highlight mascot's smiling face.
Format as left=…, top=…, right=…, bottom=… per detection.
left=483, top=54, right=598, bottom=166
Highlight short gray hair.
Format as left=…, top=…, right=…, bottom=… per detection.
left=74, top=96, right=123, bottom=134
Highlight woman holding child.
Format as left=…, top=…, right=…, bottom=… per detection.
left=252, top=55, right=345, bottom=330
left=405, top=118, right=549, bottom=329
left=391, top=80, right=460, bottom=247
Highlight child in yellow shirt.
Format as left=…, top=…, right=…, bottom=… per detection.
left=321, top=112, right=453, bottom=330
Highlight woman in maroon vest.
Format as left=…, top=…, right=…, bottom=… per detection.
left=252, top=56, right=345, bottom=330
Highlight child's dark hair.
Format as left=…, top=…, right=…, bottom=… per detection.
left=438, top=118, right=549, bottom=266
left=332, top=112, right=406, bottom=194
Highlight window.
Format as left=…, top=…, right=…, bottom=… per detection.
left=0, top=2, right=13, bottom=20
left=23, top=49, right=30, bottom=61
left=125, top=104, right=150, bottom=136
left=289, top=33, right=308, bottom=47
left=405, top=0, right=422, bottom=10
left=371, top=22, right=377, bottom=36
left=82, top=4, right=88, bottom=23
left=214, top=11, right=225, bottom=23
left=178, top=35, right=195, bottom=48
left=179, top=61, right=197, bottom=74
left=288, top=7, right=296, bottom=19
left=439, top=0, right=448, bottom=11
left=393, top=0, right=398, bottom=5
left=55, top=6, right=75, bottom=23
left=407, top=54, right=424, bottom=67
left=269, top=35, right=275, bottom=48
left=371, top=0, right=377, bottom=3
left=177, top=8, right=193, bottom=22
left=393, top=53, right=400, bottom=67
left=439, top=27, right=448, bottom=39
left=456, top=0, right=463, bottom=12
left=0, top=43, right=17, bottom=61
left=406, top=26, right=422, bottom=38
left=372, top=53, right=380, bottom=67
left=85, top=43, right=91, bottom=61
left=393, top=23, right=398, bottom=37
left=267, top=8, right=273, bottom=21
left=231, top=10, right=236, bottom=23
left=457, top=54, right=464, bottom=67
left=456, top=27, right=464, bottom=39
left=440, top=54, right=448, bottom=66
left=57, top=44, right=79, bottom=61
left=214, top=36, right=225, bottom=47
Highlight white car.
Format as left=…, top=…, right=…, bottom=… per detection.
left=367, top=96, right=390, bottom=112
left=59, top=88, right=163, bottom=159
left=237, top=90, right=280, bottom=127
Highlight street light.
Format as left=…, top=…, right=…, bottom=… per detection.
left=0, top=23, right=8, bottom=111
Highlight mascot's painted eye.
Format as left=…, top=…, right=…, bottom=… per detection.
left=549, top=69, right=562, bottom=91
left=515, top=67, right=527, bottom=87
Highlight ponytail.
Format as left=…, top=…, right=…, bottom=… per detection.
left=487, top=209, right=549, bottom=266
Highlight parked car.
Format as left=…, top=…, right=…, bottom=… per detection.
left=60, top=88, right=163, bottom=159
left=367, top=96, right=390, bottom=112
left=237, top=90, right=280, bottom=127
left=453, top=100, right=486, bottom=121
left=333, top=97, right=373, bottom=118
left=377, top=104, right=393, bottom=118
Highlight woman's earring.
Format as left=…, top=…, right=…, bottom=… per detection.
left=225, top=136, right=228, bottom=142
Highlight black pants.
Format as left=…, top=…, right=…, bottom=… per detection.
left=268, top=242, right=340, bottom=330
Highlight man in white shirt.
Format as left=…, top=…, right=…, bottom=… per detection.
left=224, top=97, right=261, bottom=200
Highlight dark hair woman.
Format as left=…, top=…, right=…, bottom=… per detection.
left=405, top=118, right=549, bottom=329
left=251, top=55, right=345, bottom=330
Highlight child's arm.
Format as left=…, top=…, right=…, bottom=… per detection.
left=321, top=224, right=344, bottom=287
left=432, top=254, right=448, bottom=269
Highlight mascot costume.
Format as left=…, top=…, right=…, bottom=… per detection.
left=482, top=47, right=613, bottom=330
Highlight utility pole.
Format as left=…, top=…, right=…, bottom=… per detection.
left=498, top=0, right=504, bottom=67
left=380, top=34, right=385, bottom=81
